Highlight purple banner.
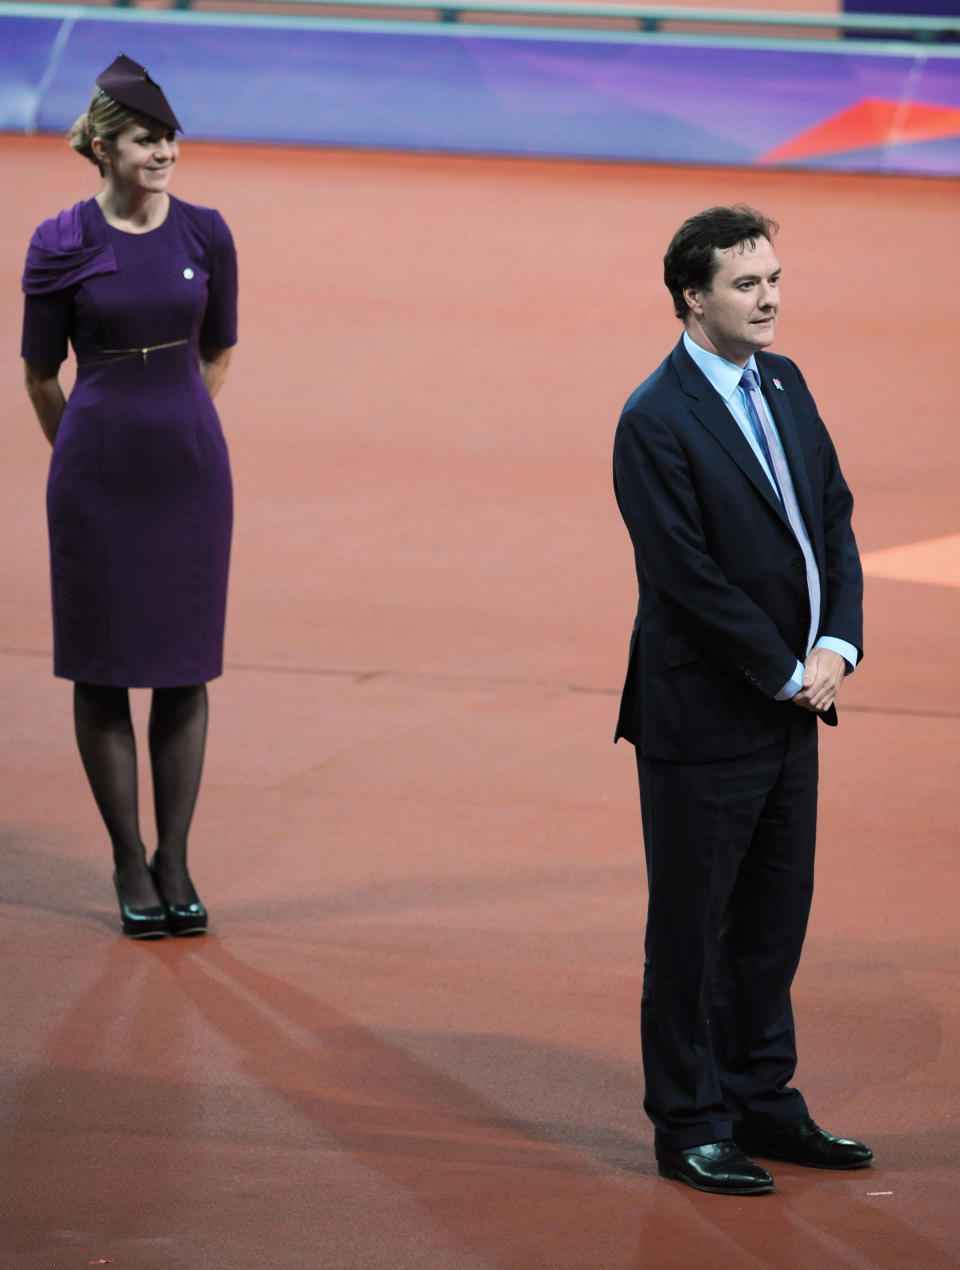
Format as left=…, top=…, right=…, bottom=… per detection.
left=2, top=6, right=959, bottom=175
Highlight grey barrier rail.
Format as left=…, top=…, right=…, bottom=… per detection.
left=105, top=0, right=960, bottom=42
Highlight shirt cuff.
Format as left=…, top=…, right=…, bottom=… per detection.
left=775, top=661, right=805, bottom=701
left=814, top=635, right=859, bottom=673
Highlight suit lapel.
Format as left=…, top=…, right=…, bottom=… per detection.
left=671, top=342, right=788, bottom=526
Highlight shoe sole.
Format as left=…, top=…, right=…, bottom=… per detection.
left=740, top=1152, right=872, bottom=1170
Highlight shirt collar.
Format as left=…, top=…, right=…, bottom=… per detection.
left=682, top=330, right=758, bottom=403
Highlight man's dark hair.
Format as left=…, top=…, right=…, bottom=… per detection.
left=663, top=205, right=779, bottom=321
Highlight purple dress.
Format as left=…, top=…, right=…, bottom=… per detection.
left=21, top=196, right=237, bottom=688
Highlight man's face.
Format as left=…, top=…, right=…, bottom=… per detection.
left=684, top=236, right=781, bottom=367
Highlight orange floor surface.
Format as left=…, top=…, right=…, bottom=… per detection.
left=1, top=135, right=958, bottom=1268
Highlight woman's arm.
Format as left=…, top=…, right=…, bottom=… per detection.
left=198, top=345, right=232, bottom=400
left=23, top=362, right=66, bottom=447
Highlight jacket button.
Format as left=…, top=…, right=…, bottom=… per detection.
left=792, top=557, right=804, bottom=570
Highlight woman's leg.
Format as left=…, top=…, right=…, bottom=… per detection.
left=148, top=684, right=208, bottom=906
left=73, top=682, right=156, bottom=907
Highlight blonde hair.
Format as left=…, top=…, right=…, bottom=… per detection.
left=69, top=89, right=153, bottom=172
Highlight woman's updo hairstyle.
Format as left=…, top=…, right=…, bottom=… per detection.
left=69, top=89, right=146, bottom=174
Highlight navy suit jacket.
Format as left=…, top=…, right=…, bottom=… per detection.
left=613, top=338, right=863, bottom=761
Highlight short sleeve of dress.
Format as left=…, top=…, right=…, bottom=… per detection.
left=22, top=291, right=70, bottom=367
left=21, top=202, right=117, bottom=368
left=199, top=210, right=238, bottom=349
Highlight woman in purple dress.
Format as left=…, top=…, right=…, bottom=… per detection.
left=21, top=55, right=237, bottom=939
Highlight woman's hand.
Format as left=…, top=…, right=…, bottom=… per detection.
left=198, top=345, right=232, bottom=400
left=23, top=361, right=66, bottom=446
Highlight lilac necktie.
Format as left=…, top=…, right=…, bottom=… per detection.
left=739, top=368, right=821, bottom=654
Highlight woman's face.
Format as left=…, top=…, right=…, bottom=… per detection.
left=98, top=120, right=179, bottom=193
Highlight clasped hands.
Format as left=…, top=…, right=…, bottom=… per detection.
left=792, top=647, right=846, bottom=714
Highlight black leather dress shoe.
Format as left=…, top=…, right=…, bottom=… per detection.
left=148, top=860, right=208, bottom=936
left=113, top=873, right=168, bottom=939
left=656, top=1140, right=774, bottom=1195
left=736, top=1115, right=873, bottom=1170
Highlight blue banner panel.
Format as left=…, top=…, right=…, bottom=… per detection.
left=2, top=5, right=959, bottom=175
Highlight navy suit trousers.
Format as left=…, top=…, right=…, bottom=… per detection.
left=637, top=708, right=818, bottom=1152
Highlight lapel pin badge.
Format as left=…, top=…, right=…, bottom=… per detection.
left=772, top=378, right=784, bottom=391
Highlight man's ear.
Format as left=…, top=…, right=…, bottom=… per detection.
left=682, top=286, right=703, bottom=318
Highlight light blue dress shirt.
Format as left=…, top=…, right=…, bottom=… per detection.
left=681, top=331, right=858, bottom=699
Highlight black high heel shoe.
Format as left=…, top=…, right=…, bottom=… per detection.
left=148, top=859, right=208, bottom=936
left=113, top=873, right=168, bottom=939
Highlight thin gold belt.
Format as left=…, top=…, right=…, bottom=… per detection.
left=95, top=338, right=189, bottom=364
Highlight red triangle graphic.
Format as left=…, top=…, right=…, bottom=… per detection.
left=758, top=98, right=960, bottom=164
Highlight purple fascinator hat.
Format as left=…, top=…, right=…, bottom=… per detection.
left=96, top=53, right=181, bottom=131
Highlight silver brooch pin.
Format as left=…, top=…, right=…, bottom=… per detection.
left=183, top=267, right=194, bottom=280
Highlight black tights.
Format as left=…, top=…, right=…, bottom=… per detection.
left=73, top=683, right=208, bottom=907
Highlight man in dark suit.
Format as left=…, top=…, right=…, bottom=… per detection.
left=613, top=205, right=872, bottom=1195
